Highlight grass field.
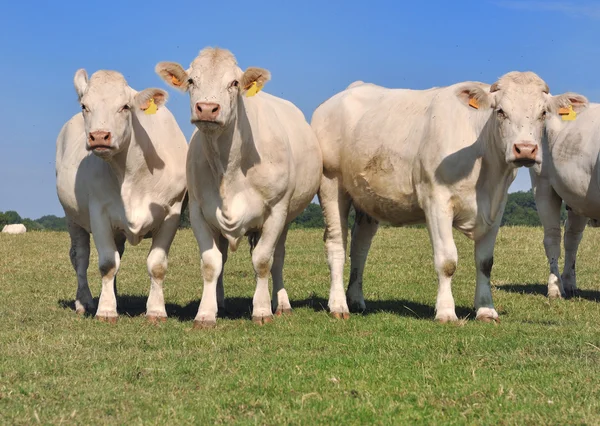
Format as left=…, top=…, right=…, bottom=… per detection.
left=1, top=227, right=600, bottom=424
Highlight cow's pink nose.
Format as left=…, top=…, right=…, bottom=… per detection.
left=89, top=131, right=112, bottom=147
left=195, top=102, right=221, bottom=121
left=512, top=142, right=538, bottom=163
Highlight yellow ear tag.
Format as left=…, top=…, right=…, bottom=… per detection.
left=469, top=97, right=479, bottom=109
left=144, top=98, right=158, bottom=115
left=560, top=105, right=576, bottom=121
left=245, top=81, right=263, bottom=97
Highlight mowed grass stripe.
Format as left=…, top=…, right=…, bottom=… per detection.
left=0, top=227, right=599, bottom=424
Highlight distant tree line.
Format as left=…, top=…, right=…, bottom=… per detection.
left=0, top=211, right=67, bottom=232
left=0, top=190, right=574, bottom=232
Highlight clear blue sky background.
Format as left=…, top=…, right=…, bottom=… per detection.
left=1, top=0, right=599, bottom=219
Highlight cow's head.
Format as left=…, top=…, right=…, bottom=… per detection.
left=456, top=71, right=587, bottom=168
left=74, top=69, right=168, bottom=159
left=155, top=47, right=270, bottom=133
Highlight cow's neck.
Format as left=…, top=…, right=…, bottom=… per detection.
left=202, top=104, right=250, bottom=198
left=106, top=131, right=151, bottom=189
left=480, top=121, right=518, bottom=225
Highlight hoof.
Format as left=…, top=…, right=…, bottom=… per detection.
left=475, top=307, right=499, bottom=323
left=564, top=288, right=579, bottom=298
left=147, top=315, right=167, bottom=324
left=435, top=311, right=458, bottom=323
left=330, top=311, right=350, bottom=320
left=476, top=315, right=500, bottom=324
left=275, top=308, right=293, bottom=316
left=75, top=308, right=86, bottom=315
left=252, top=315, right=274, bottom=325
left=348, top=302, right=366, bottom=313
left=547, top=290, right=564, bottom=300
left=193, top=319, right=216, bottom=329
left=97, top=315, right=118, bottom=324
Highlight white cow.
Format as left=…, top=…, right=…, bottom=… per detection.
left=155, top=48, right=322, bottom=327
left=529, top=94, right=592, bottom=298
left=313, top=72, right=584, bottom=322
left=2, top=224, right=26, bottom=234
left=56, top=69, right=188, bottom=322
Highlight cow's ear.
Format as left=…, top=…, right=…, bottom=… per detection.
left=240, top=67, right=271, bottom=96
left=74, top=69, right=88, bottom=100
left=155, top=62, right=190, bottom=92
left=135, top=88, right=168, bottom=112
left=550, top=92, right=589, bottom=114
left=455, top=83, right=494, bottom=110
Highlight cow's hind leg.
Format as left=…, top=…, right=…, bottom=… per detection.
left=271, top=225, right=292, bottom=315
left=114, top=233, right=126, bottom=299
left=346, top=208, right=379, bottom=312
left=146, top=212, right=180, bottom=322
left=425, top=200, right=459, bottom=322
left=68, top=219, right=92, bottom=315
left=533, top=181, right=564, bottom=298
left=562, top=209, right=587, bottom=297
left=319, top=173, right=352, bottom=318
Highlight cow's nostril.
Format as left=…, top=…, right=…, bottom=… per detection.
left=197, top=104, right=203, bottom=112
left=103, top=134, right=109, bottom=140
left=90, top=134, right=95, bottom=141
left=212, top=106, right=219, bottom=113
left=515, top=146, right=521, bottom=154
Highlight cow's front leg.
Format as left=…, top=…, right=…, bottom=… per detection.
left=271, top=225, right=292, bottom=315
left=346, top=208, right=379, bottom=312
left=251, top=206, right=288, bottom=324
left=68, top=219, right=92, bottom=315
left=91, top=217, right=120, bottom=322
left=146, top=211, right=181, bottom=323
left=190, top=203, right=222, bottom=328
left=474, top=224, right=500, bottom=322
left=562, top=210, right=587, bottom=297
left=425, top=203, right=459, bottom=322
left=319, top=173, right=352, bottom=318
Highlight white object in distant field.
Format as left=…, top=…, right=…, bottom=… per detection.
left=2, top=224, right=26, bottom=234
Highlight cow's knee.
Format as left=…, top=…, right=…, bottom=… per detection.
left=147, top=251, right=167, bottom=281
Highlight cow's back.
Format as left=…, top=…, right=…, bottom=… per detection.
left=313, top=81, right=493, bottom=226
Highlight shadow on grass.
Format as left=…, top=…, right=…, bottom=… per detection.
left=59, top=296, right=251, bottom=321
left=496, top=283, right=600, bottom=302
left=290, top=294, right=473, bottom=320
left=59, top=294, right=474, bottom=322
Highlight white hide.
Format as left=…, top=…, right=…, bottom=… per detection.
left=313, top=72, right=576, bottom=322
left=156, top=48, right=322, bottom=326
left=529, top=95, right=592, bottom=298
left=56, top=69, right=188, bottom=321
left=2, top=224, right=26, bottom=234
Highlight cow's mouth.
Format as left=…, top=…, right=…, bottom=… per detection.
left=191, top=119, right=225, bottom=128
left=512, top=159, right=537, bottom=167
left=90, top=145, right=114, bottom=153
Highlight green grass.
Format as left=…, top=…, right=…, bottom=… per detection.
left=1, top=227, right=600, bottom=424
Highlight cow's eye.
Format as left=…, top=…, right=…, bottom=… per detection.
left=497, top=108, right=507, bottom=119
left=121, top=104, right=130, bottom=112
left=232, top=80, right=239, bottom=87
left=81, top=104, right=88, bottom=112
left=187, top=78, right=194, bottom=85
left=540, top=110, right=547, bottom=120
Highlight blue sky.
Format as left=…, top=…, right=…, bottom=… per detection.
left=1, top=0, right=599, bottom=219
